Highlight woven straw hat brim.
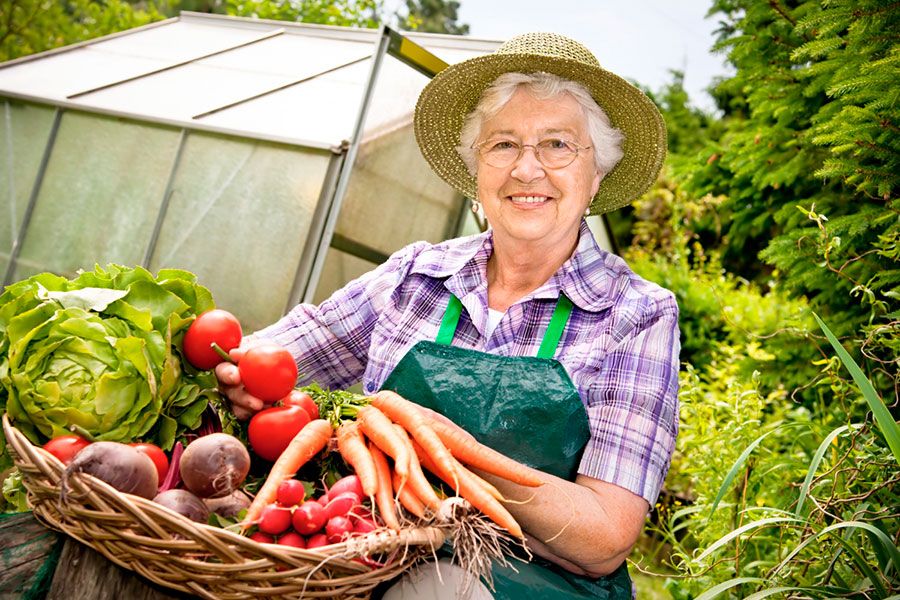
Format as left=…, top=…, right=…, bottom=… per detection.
left=414, top=52, right=667, bottom=215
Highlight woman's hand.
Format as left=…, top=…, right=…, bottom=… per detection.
left=214, top=348, right=265, bottom=420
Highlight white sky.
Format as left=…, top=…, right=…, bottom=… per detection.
left=408, top=0, right=733, bottom=113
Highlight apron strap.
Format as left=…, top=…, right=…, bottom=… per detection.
left=435, top=295, right=464, bottom=345
left=536, top=294, right=573, bottom=359
left=435, top=293, right=573, bottom=359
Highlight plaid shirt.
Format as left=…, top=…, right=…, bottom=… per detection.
left=253, top=221, right=680, bottom=506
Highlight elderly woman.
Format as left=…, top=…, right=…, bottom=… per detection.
left=218, top=32, right=679, bottom=599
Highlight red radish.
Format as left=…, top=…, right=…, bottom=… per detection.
left=326, top=515, right=354, bottom=543
left=315, top=494, right=329, bottom=505
left=352, top=516, right=378, bottom=535
left=276, top=479, right=306, bottom=507
left=258, top=504, right=292, bottom=535
left=324, top=491, right=361, bottom=520
left=250, top=531, right=276, bottom=544
left=179, top=433, right=250, bottom=498
left=328, top=474, right=364, bottom=499
left=306, top=533, right=329, bottom=549
left=277, top=531, right=306, bottom=549
left=291, top=501, right=327, bottom=535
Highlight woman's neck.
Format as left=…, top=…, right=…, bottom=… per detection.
left=486, top=233, right=578, bottom=312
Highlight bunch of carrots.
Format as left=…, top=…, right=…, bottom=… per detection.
left=240, top=389, right=543, bottom=540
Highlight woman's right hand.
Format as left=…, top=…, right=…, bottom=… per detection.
left=214, top=348, right=265, bottom=420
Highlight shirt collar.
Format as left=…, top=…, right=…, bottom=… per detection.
left=410, top=221, right=616, bottom=313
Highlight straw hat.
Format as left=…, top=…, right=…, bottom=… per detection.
left=414, top=32, right=667, bottom=215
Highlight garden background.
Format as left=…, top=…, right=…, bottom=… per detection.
left=2, top=0, right=897, bottom=597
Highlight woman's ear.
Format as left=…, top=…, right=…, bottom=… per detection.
left=591, top=169, right=603, bottom=197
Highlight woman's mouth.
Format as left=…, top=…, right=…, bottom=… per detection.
left=508, top=195, right=551, bottom=206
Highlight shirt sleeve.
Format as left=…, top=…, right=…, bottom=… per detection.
left=247, top=242, right=425, bottom=390
left=577, top=294, right=680, bottom=507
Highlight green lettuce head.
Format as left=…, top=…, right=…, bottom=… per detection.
left=0, top=265, right=220, bottom=452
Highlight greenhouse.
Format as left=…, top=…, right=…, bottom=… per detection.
left=0, top=13, right=617, bottom=331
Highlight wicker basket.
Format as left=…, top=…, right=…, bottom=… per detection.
left=2, top=414, right=446, bottom=600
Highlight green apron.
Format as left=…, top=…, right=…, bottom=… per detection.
left=381, top=294, right=633, bottom=599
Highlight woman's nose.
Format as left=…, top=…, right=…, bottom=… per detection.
left=510, top=146, right=545, bottom=182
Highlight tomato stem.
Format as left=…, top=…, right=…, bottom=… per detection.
left=69, top=423, right=96, bottom=442
left=211, top=342, right=236, bottom=364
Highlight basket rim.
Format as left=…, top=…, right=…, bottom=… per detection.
left=2, top=412, right=447, bottom=599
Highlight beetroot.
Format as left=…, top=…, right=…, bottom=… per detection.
left=153, top=489, right=210, bottom=523
left=204, top=490, right=252, bottom=518
left=179, top=433, right=250, bottom=498
left=62, top=441, right=158, bottom=499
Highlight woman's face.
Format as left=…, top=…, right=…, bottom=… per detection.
left=475, top=88, right=601, bottom=250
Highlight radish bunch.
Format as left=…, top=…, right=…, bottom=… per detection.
left=249, top=475, right=378, bottom=549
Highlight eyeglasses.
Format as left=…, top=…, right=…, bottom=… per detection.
left=473, top=138, right=592, bottom=169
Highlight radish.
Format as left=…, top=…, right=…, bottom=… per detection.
left=258, top=504, right=292, bottom=535
left=325, top=515, right=354, bottom=543
left=276, top=479, right=305, bottom=507
left=306, top=532, right=329, bottom=549
left=62, top=441, right=158, bottom=500
left=291, top=501, right=326, bottom=535
left=328, top=474, right=364, bottom=499
left=324, top=491, right=360, bottom=520
left=277, top=531, right=306, bottom=548
left=179, top=433, right=250, bottom=498
left=249, top=531, right=275, bottom=544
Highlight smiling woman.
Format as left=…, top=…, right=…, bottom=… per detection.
left=217, top=31, right=680, bottom=600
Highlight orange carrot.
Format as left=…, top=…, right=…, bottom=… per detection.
left=370, top=391, right=458, bottom=490
left=242, top=419, right=333, bottom=531
left=356, top=405, right=409, bottom=482
left=336, top=421, right=378, bottom=498
left=391, top=424, right=442, bottom=512
left=368, top=441, right=401, bottom=530
left=426, top=417, right=544, bottom=487
left=392, top=469, right=427, bottom=519
left=412, top=439, right=503, bottom=502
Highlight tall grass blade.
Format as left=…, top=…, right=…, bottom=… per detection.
left=772, top=521, right=899, bottom=597
left=744, top=586, right=851, bottom=600
left=795, top=424, right=858, bottom=516
left=708, top=427, right=785, bottom=518
left=696, top=517, right=801, bottom=562
left=813, top=312, right=900, bottom=463
left=694, top=577, right=765, bottom=600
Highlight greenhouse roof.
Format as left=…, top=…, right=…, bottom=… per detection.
left=0, top=13, right=500, bottom=149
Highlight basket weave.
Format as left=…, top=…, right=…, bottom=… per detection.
left=2, top=414, right=446, bottom=600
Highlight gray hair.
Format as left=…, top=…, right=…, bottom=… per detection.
left=457, top=72, right=624, bottom=177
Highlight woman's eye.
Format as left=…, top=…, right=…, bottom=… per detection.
left=544, top=138, right=569, bottom=150
left=490, top=140, right=517, bottom=151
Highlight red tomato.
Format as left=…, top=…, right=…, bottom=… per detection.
left=42, top=435, right=90, bottom=465
left=239, top=345, right=298, bottom=403
left=129, top=442, right=170, bottom=481
left=183, top=309, right=242, bottom=370
left=282, top=390, right=319, bottom=421
left=247, top=406, right=311, bottom=462
left=276, top=479, right=306, bottom=507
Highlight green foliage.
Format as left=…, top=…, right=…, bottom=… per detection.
left=399, top=0, right=469, bottom=35
left=636, top=348, right=899, bottom=598
left=0, top=0, right=166, bottom=62
left=222, top=0, right=381, bottom=27
left=681, top=0, right=900, bottom=368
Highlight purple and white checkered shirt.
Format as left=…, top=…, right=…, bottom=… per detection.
left=252, top=220, right=680, bottom=506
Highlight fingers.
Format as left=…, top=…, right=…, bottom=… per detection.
left=215, top=356, right=264, bottom=420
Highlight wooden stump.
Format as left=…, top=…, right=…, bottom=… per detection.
left=0, top=511, right=61, bottom=598
left=46, top=538, right=194, bottom=600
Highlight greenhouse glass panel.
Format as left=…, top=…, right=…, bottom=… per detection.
left=146, top=132, right=330, bottom=332
left=315, top=54, right=465, bottom=301
left=11, top=111, right=179, bottom=280
left=1, top=100, right=56, bottom=277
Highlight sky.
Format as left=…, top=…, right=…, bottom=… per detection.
left=432, top=0, right=733, bottom=113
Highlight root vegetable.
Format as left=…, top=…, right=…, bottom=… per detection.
left=204, top=490, right=252, bottom=518
left=63, top=441, right=158, bottom=499
left=179, top=433, right=250, bottom=498
left=153, top=489, right=210, bottom=523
